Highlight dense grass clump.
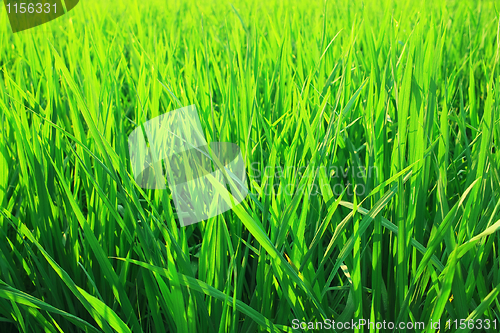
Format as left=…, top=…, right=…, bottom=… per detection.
left=1, top=0, right=499, bottom=331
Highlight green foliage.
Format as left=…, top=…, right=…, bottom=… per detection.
left=0, top=0, right=499, bottom=332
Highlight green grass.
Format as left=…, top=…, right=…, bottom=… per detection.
left=0, top=0, right=500, bottom=332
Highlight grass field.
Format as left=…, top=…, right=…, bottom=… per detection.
left=1, top=0, right=500, bottom=332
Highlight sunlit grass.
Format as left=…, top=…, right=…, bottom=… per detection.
left=0, top=0, right=499, bottom=332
